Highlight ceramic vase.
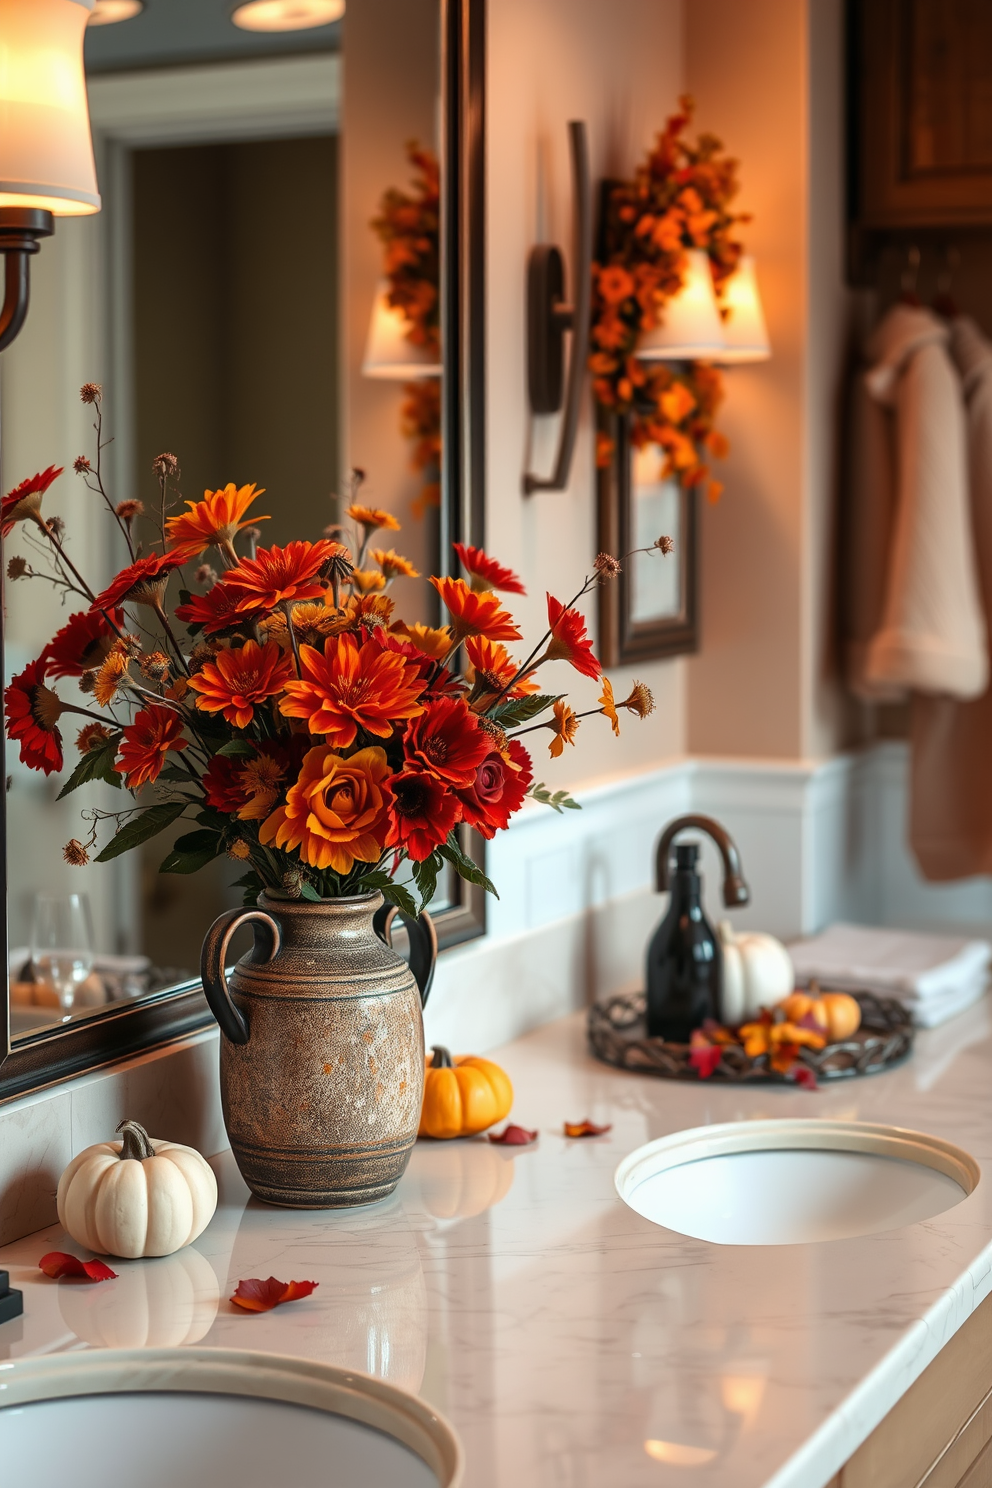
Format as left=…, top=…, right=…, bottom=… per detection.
left=200, top=891, right=436, bottom=1209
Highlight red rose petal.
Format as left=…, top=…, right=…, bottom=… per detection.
left=563, top=1119, right=612, bottom=1138
left=39, top=1251, right=117, bottom=1282
left=689, top=1044, right=723, bottom=1079
left=487, top=1123, right=538, bottom=1146
left=230, top=1276, right=319, bottom=1312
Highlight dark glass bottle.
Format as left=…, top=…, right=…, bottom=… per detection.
left=645, top=842, right=722, bottom=1040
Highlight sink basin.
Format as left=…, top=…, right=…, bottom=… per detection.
left=616, top=1119, right=979, bottom=1246
left=0, top=1348, right=462, bottom=1488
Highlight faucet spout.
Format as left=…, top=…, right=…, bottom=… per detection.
left=654, top=813, right=750, bottom=907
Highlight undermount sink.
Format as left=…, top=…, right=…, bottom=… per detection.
left=0, top=1348, right=462, bottom=1488
left=616, top=1120, right=979, bottom=1246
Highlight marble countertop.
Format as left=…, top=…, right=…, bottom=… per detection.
left=6, top=1002, right=992, bottom=1488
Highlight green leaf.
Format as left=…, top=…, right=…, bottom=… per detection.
left=158, top=827, right=222, bottom=875
left=94, top=800, right=189, bottom=863
left=216, top=738, right=257, bottom=758
left=530, top=781, right=581, bottom=813
left=157, top=765, right=197, bottom=784
left=438, top=833, right=499, bottom=898
left=57, top=734, right=123, bottom=799
left=489, top=693, right=562, bottom=727
left=411, top=852, right=441, bottom=912
left=357, top=869, right=419, bottom=919
left=299, top=881, right=323, bottom=902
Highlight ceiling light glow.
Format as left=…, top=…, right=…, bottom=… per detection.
left=88, top=0, right=144, bottom=24
left=231, top=0, right=345, bottom=32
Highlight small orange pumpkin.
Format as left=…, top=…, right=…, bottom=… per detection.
left=780, top=992, right=828, bottom=1030
left=820, top=992, right=861, bottom=1041
left=418, top=1046, right=514, bottom=1139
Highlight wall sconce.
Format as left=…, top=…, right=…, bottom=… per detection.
left=231, top=0, right=345, bottom=31
left=0, top=0, right=101, bottom=353
left=523, top=120, right=592, bottom=495
left=636, top=248, right=726, bottom=361
left=362, top=281, right=442, bottom=380
left=714, top=255, right=771, bottom=363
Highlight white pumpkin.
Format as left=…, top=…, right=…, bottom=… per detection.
left=718, top=921, right=794, bottom=1023
left=57, top=1119, right=218, bottom=1259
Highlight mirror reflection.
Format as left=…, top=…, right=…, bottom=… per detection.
left=3, top=0, right=445, bottom=1042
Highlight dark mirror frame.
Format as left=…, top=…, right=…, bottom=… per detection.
left=0, top=0, right=487, bottom=1100
left=596, top=411, right=698, bottom=666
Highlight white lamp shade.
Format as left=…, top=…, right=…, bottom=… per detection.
left=362, top=280, right=441, bottom=379
left=0, top=0, right=100, bottom=216
left=637, top=248, right=726, bottom=361
left=717, top=255, right=771, bottom=363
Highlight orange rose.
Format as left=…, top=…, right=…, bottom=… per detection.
left=259, top=744, right=392, bottom=874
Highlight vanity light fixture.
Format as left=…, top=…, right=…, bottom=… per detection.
left=231, top=0, right=344, bottom=32
left=362, top=280, right=441, bottom=379
left=714, top=254, right=771, bottom=363
left=636, top=248, right=726, bottom=361
left=0, top=0, right=101, bottom=353
left=88, top=0, right=144, bottom=23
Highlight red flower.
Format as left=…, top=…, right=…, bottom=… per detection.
left=114, top=705, right=188, bottom=789
left=386, top=768, right=462, bottom=861
left=404, top=695, right=490, bottom=787
left=175, top=581, right=248, bottom=636
left=187, top=640, right=294, bottom=729
left=457, top=740, right=533, bottom=838
left=43, top=609, right=123, bottom=678
left=280, top=632, right=426, bottom=747
left=545, top=594, right=601, bottom=678
left=453, top=543, right=526, bottom=595
left=1, top=465, right=62, bottom=537
left=202, top=753, right=250, bottom=814
left=430, top=576, right=522, bottom=642
left=91, top=553, right=184, bottom=614
left=226, top=540, right=334, bottom=613
left=4, top=659, right=64, bottom=774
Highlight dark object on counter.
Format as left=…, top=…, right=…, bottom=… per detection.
left=646, top=815, right=750, bottom=1040
left=0, top=1270, right=23, bottom=1325
left=589, top=988, right=914, bottom=1083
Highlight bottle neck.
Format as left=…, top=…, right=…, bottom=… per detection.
left=668, top=868, right=703, bottom=910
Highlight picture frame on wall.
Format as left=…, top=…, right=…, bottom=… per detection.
left=596, top=412, right=698, bottom=666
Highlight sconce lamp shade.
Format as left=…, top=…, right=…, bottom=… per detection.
left=362, top=280, right=441, bottom=379
left=0, top=0, right=100, bottom=216
left=717, top=255, right=771, bottom=363
left=636, top=249, right=725, bottom=361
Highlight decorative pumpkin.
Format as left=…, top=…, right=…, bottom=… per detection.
left=718, top=922, right=795, bottom=1023
left=407, top=1136, right=515, bottom=1219
left=819, top=991, right=862, bottom=1041
left=780, top=991, right=828, bottom=1031
left=418, top=1046, right=513, bottom=1139
left=57, top=1245, right=219, bottom=1349
left=57, top=1118, right=218, bottom=1259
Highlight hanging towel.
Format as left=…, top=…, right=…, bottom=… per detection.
left=844, top=304, right=987, bottom=701
left=911, top=318, right=992, bottom=878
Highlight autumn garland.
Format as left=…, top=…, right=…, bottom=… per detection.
left=591, top=98, right=747, bottom=502
left=371, top=142, right=442, bottom=518
left=2, top=389, right=662, bottom=916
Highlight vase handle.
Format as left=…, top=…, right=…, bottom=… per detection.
left=374, top=904, right=437, bottom=1008
left=200, top=907, right=281, bottom=1045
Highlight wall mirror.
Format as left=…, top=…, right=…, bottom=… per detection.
left=597, top=415, right=697, bottom=666
left=0, top=0, right=485, bottom=1097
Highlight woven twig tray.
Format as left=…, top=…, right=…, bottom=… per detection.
left=588, top=989, right=914, bottom=1083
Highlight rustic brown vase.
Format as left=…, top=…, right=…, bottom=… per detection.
left=200, top=891, right=436, bottom=1209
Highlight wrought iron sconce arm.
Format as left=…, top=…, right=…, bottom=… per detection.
left=523, top=120, right=592, bottom=495
left=0, top=208, right=55, bottom=355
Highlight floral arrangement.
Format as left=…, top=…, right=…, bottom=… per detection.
left=590, top=96, right=748, bottom=501
left=371, top=142, right=442, bottom=518
left=3, top=387, right=662, bottom=915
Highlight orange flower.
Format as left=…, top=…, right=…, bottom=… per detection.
left=403, top=695, right=490, bottom=787
left=187, top=640, right=295, bottom=729
left=4, top=660, right=64, bottom=774
left=659, top=382, right=696, bottom=425
left=279, top=632, right=425, bottom=747
left=76, top=721, right=112, bottom=754
left=548, top=699, right=579, bottom=758
left=332, top=593, right=396, bottom=633
left=93, top=650, right=130, bottom=707
left=91, top=553, right=184, bottom=615
left=598, top=265, right=634, bottom=305
left=259, top=744, right=393, bottom=873
left=165, top=482, right=268, bottom=561
left=599, top=678, right=620, bottom=737
left=545, top=595, right=601, bottom=679
left=371, top=548, right=420, bottom=580
left=348, top=567, right=387, bottom=595
left=43, top=609, right=122, bottom=678
left=176, top=580, right=249, bottom=636
left=620, top=681, right=655, bottom=718
left=464, top=636, right=538, bottom=700
left=1, top=465, right=62, bottom=537
left=114, top=705, right=187, bottom=789
left=452, top=544, right=526, bottom=596
left=346, top=504, right=400, bottom=533
left=237, top=750, right=287, bottom=820
left=431, top=576, right=522, bottom=642
left=226, top=540, right=334, bottom=614
left=390, top=621, right=452, bottom=660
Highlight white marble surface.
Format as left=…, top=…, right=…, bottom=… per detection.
left=5, top=1003, right=992, bottom=1487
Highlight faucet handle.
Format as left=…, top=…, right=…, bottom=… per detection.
left=654, top=813, right=751, bottom=908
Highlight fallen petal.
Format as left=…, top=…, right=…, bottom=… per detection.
left=689, top=1044, right=723, bottom=1079
left=563, top=1119, right=613, bottom=1138
left=39, top=1251, right=117, bottom=1282
left=488, top=1124, right=538, bottom=1146
left=230, top=1276, right=319, bottom=1312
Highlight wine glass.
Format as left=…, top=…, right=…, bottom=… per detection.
left=31, top=893, right=95, bottom=1014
